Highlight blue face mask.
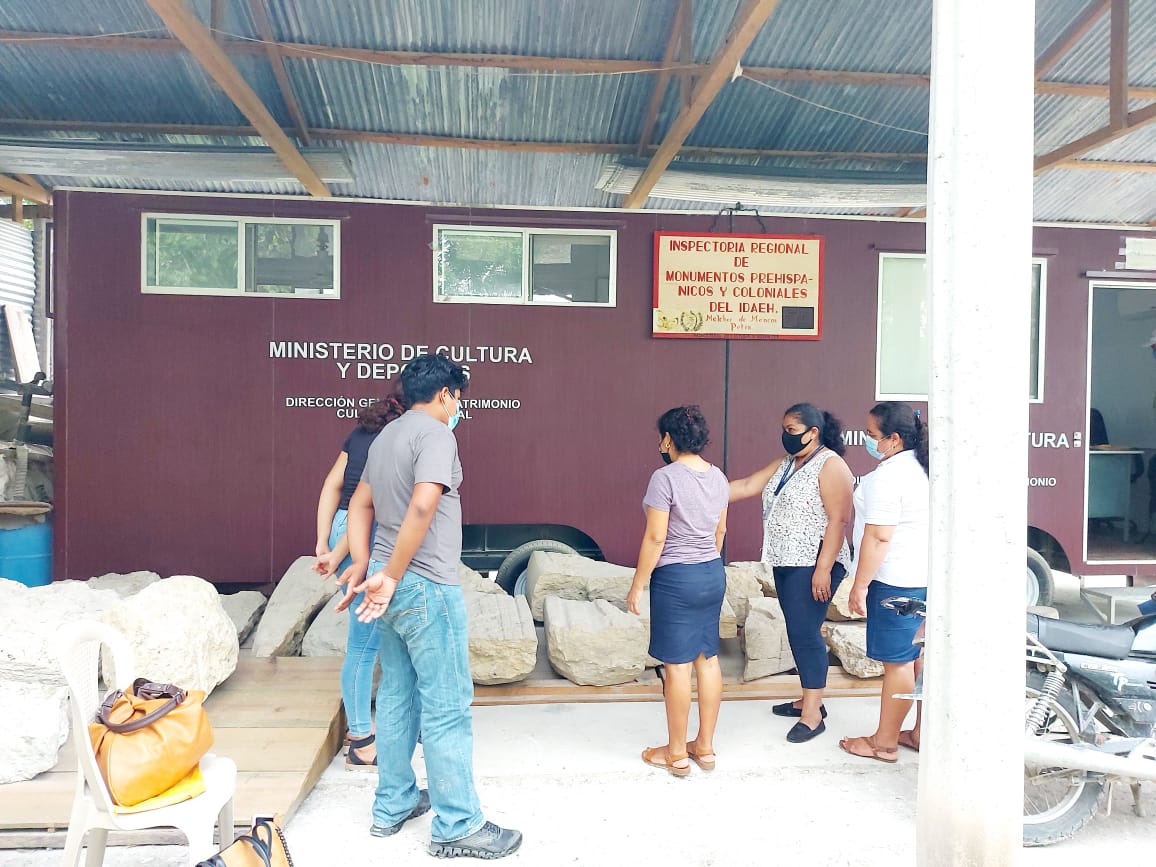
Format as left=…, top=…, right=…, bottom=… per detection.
left=444, top=393, right=462, bottom=431
left=865, top=436, right=885, bottom=461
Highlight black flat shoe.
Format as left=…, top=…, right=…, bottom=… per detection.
left=786, top=720, right=826, bottom=743
left=772, top=702, right=828, bottom=719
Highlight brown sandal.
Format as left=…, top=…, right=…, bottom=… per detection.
left=838, top=735, right=898, bottom=764
left=642, top=745, right=691, bottom=777
left=898, top=730, right=920, bottom=753
left=686, top=742, right=716, bottom=771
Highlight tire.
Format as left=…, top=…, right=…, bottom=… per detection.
left=1023, top=670, right=1109, bottom=846
left=1027, top=547, right=1055, bottom=608
left=495, top=539, right=579, bottom=595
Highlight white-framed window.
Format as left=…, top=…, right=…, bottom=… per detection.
left=876, top=253, right=1046, bottom=402
left=142, top=213, right=340, bottom=298
left=433, top=224, right=616, bottom=306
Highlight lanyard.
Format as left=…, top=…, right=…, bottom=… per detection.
left=773, top=445, right=825, bottom=497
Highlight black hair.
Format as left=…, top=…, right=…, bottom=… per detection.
left=657, top=405, right=710, bottom=455
left=358, top=392, right=408, bottom=433
left=401, top=353, right=469, bottom=405
left=783, top=402, right=846, bottom=456
left=870, top=401, right=929, bottom=474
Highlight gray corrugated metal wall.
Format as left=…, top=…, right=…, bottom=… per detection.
left=0, top=219, right=37, bottom=382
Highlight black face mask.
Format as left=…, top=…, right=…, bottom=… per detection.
left=781, top=429, right=812, bottom=455
left=660, top=451, right=673, bottom=465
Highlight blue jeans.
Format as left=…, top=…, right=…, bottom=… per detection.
left=774, top=563, right=846, bottom=689
left=371, top=565, right=484, bottom=843
left=330, top=509, right=380, bottom=737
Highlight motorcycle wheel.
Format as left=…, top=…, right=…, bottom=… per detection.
left=1023, top=671, right=1109, bottom=846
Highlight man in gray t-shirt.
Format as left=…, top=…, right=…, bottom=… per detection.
left=338, top=354, right=521, bottom=859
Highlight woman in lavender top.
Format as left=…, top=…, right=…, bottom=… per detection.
left=627, top=406, right=729, bottom=777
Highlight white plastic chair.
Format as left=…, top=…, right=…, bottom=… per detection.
left=55, top=621, right=236, bottom=866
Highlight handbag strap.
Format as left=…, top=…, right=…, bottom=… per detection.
left=195, top=830, right=273, bottom=867
left=252, top=819, right=295, bottom=867
left=97, top=678, right=187, bottom=733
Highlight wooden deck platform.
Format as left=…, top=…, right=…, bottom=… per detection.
left=0, top=654, right=880, bottom=847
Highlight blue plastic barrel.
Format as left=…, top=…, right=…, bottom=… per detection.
left=0, top=521, right=52, bottom=587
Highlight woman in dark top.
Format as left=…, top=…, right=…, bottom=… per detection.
left=315, top=394, right=405, bottom=769
left=627, top=406, right=729, bottom=776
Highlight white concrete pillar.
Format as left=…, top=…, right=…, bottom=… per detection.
left=917, top=1, right=1035, bottom=864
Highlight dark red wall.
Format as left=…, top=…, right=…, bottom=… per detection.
left=54, top=190, right=1139, bottom=583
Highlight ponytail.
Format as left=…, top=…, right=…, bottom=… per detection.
left=911, top=412, right=929, bottom=474
left=358, top=392, right=408, bottom=433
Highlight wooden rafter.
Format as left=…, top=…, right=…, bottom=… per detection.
left=0, top=174, right=51, bottom=205
left=1035, top=101, right=1156, bottom=173
left=1056, top=159, right=1156, bottom=173
left=678, top=2, right=695, bottom=112
left=14, top=174, right=48, bottom=199
left=1109, top=0, right=1128, bottom=130
left=0, top=117, right=928, bottom=162
left=2, top=27, right=1155, bottom=100
left=637, top=0, right=690, bottom=155
left=622, top=0, right=781, bottom=208
left=143, top=0, right=329, bottom=197
left=1035, top=0, right=1109, bottom=78
left=210, top=0, right=226, bottom=43
left=248, top=0, right=311, bottom=145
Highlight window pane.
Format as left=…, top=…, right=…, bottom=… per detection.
left=1029, top=263, right=1042, bottom=400
left=437, top=230, right=522, bottom=299
left=147, top=219, right=239, bottom=289
left=245, top=223, right=335, bottom=295
left=877, top=257, right=930, bottom=396
left=530, top=234, right=611, bottom=304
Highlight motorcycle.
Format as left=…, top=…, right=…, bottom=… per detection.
left=881, top=593, right=1156, bottom=846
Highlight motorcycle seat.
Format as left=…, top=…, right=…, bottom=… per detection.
left=1026, top=613, right=1135, bottom=660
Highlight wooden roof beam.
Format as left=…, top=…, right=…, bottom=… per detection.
left=143, top=0, right=329, bottom=197
left=636, top=0, right=691, bottom=155
left=248, top=0, right=311, bottom=145
left=1035, top=101, right=1156, bottom=173
left=1109, top=0, right=1128, bottom=130
left=1035, top=0, right=1109, bottom=78
left=0, top=173, right=51, bottom=205
left=622, top=0, right=781, bottom=208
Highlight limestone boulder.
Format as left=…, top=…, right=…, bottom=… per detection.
left=458, top=562, right=505, bottom=595
left=525, top=552, right=633, bottom=620
left=742, top=597, right=796, bottom=681
left=87, top=571, right=162, bottom=598
left=823, top=623, right=883, bottom=678
left=544, top=597, right=648, bottom=686
left=826, top=578, right=865, bottom=622
left=250, top=556, right=339, bottom=657
left=219, top=590, right=267, bottom=645
left=718, top=597, right=738, bottom=639
left=301, top=591, right=349, bottom=657
left=729, top=561, right=776, bottom=597
left=0, top=681, right=69, bottom=784
left=103, top=575, right=238, bottom=696
left=465, top=592, right=537, bottom=684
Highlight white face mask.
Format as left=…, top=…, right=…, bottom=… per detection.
left=443, top=392, right=462, bottom=431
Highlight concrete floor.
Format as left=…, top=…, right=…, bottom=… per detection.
left=7, top=572, right=1155, bottom=866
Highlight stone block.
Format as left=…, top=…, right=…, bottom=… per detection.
left=0, top=681, right=68, bottom=784
left=742, top=597, right=796, bottom=681
left=87, top=571, right=162, bottom=598
left=301, top=591, right=349, bottom=657
left=103, top=575, right=238, bottom=696
left=823, top=622, right=883, bottom=678
left=465, top=592, right=537, bottom=684
left=219, top=590, right=267, bottom=645
left=458, top=562, right=505, bottom=595
left=826, top=578, right=866, bottom=622
left=543, top=597, right=648, bottom=686
left=525, top=552, right=633, bottom=620
left=725, top=562, right=771, bottom=619
left=250, top=556, right=339, bottom=657
left=718, top=597, right=738, bottom=639
left=729, top=560, right=776, bottom=597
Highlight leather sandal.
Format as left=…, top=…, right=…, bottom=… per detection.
left=898, top=730, right=920, bottom=752
left=346, top=734, right=378, bottom=771
left=838, top=734, right=898, bottom=764
left=642, top=745, right=691, bottom=777
left=686, top=742, right=716, bottom=771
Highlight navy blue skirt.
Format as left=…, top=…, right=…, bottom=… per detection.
left=648, top=558, right=726, bottom=664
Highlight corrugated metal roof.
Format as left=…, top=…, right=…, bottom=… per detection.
left=0, top=220, right=36, bottom=381
left=0, top=0, right=1151, bottom=224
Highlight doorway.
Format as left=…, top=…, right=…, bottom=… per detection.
left=1086, top=281, right=1156, bottom=563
